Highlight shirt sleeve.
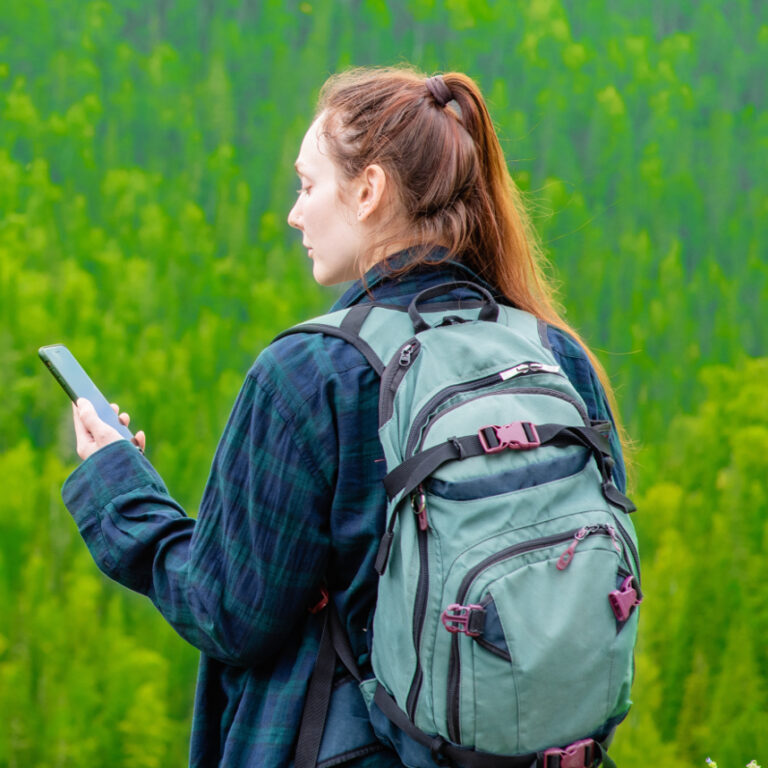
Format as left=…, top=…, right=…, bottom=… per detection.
left=62, top=347, right=336, bottom=668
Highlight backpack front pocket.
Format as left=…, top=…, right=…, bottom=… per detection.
left=444, top=531, right=632, bottom=754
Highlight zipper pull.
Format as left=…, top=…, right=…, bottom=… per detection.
left=556, top=527, right=588, bottom=570
left=399, top=343, right=415, bottom=367
left=411, top=485, right=428, bottom=531
left=607, top=525, right=621, bottom=553
left=500, top=362, right=531, bottom=380
left=556, top=525, right=619, bottom=570
left=499, top=361, right=561, bottom=381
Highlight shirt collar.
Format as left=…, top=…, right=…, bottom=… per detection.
left=330, top=247, right=495, bottom=311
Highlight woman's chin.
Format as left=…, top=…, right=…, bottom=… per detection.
left=312, top=263, right=356, bottom=287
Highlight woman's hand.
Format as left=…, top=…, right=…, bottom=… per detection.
left=72, top=398, right=147, bottom=461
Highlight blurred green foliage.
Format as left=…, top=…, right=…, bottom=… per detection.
left=0, top=0, right=765, bottom=765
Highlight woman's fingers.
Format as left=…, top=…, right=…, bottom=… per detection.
left=78, top=399, right=116, bottom=441
left=73, top=400, right=98, bottom=460
left=74, top=398, right=123, bottom=460
left=133, top=430, right=147, bottom=453
left=72, top=402, right=90, bottom=446
left=74, top=399, right=144, bottom=459
left=110, top=402, right=131, bottom=427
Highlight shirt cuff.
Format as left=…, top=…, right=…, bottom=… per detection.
left=62, top=440, right=170, bottom=527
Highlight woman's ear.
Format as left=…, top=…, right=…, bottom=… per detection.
left=356, top=164, right=388, bottom=222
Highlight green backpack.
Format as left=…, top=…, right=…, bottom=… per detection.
left=289, top=282, right=641, bottom=768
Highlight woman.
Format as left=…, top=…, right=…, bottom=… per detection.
left=66, top=67, right=628, bottom=767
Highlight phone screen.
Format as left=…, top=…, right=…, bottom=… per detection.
left=39, top=344, right=135, bottom=441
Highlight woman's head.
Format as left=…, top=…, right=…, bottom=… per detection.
left=288, top=84, right=416, bottom=286
left=301, top=66, right=552, bottom=317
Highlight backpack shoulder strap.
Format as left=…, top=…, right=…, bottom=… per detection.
left=294, top=601, right=367, bottom=768
left=272, top=304, right=387, bottom=376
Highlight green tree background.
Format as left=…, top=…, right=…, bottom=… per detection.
left=1, top=1, right=765, bottom=765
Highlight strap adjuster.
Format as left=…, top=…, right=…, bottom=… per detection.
left=542, top=738, right=596, bottom=768
left=478, top=421, right=541, bottom=453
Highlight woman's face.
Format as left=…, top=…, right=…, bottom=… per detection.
left=287, top=118, right=365, bottom=286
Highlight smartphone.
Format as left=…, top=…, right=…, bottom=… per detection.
left=39, top=344, right=135, bottom=442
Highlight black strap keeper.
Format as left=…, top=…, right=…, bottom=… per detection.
left=450, top=436, right=466, bottom=459
left=374, top=532, right=394, bottom=575
left=467, top=608, right=486, bottom=636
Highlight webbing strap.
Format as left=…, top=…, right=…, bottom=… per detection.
left=295, top=603, right=362, bottom=768
left=596, top=743, right=618, bottom=768
left=383, top=423, right=605, bottom=499
left=273, top=324, right=386, bottom=376
left=382, top=434, right=483, bottom=499
left=340, top=304, right=374, bottom=336
left=382, top=423, right=635, bottom=514
left=295, top=613, right=336, bottom=768
left=330, top=606, right=362, bottom=684
left=537, top=425, right=635, bottom=514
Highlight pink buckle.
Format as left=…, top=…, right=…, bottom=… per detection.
left=542, top=739, right=596, bottom=768
left=609, top=575, right=643, bottom=621
left=478, top=421, right=540, bottom=453
left=441, top=604, right=484, bottom=636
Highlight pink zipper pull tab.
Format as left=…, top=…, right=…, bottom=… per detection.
left=607, top=525, right=621, bottom=553
left=412, top=486, right=428, bottom=531
left=557, top=527, right=587, bottom=570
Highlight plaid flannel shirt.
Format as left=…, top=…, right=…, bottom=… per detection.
left=62, top=252, right=626, bottom=767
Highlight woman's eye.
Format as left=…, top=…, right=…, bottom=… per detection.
left=297, top=186, right=311, bottom=196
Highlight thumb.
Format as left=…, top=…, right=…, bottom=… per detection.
left=76, top=398, right=115, bottom=441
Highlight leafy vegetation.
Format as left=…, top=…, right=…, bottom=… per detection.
left=0, top=1, right=765, bottom=765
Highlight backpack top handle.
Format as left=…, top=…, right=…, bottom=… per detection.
left=407, top=281, right=500, bottom=333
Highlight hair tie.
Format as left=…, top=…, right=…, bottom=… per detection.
left=425, top=75, right=453, bottom=108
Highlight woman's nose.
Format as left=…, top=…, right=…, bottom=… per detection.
left=287, top=200, right=302, bottom=230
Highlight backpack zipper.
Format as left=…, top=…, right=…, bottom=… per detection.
left=405, top=486, right=430, bottom=720
left=379, top=340, right=421, bottom=424
left=404, top=363, right=581, bottom=458
left=500, top=361, right=561, bottom=380
left=446, top=525, right=619, bottom=743
left=611, top=514, right=641, bottom=584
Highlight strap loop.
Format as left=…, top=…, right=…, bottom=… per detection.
left=408, top=281, right=499, bottom=333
